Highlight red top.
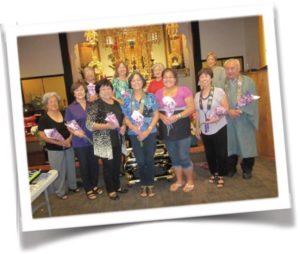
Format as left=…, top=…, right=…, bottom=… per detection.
left=147, top=79, right=164, bottom=94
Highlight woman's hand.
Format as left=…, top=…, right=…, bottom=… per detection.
left=195, top=128, right=201, bottom=140
left=137, top=130, right=150, bottom=142
left=205, top=115, right=219, bottom=124
left=131, top=125, right=142, bottom=135
left=73, top=130, right=86, bottom=138
left=105, top=122, right=118, bottom=130
left=119, top=125, right=126, bottom=135
left=57, top=139, right=71, bottom=148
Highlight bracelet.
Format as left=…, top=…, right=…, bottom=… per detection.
left=177, top=113, right=182, bottom=120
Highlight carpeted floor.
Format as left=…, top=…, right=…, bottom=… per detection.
left=32, top=153, right=278, bottom=218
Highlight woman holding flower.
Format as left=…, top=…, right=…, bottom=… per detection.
left=155, top=68, right=195, bottom=192
left=38, top=92, right=80, bottom=200
left=194, top=68, right=229, bottom=188
left=86, top=79, right=128, bottom=200
left=65, top=80, right=103, bottom=200
left=122, top=72, right=159, bottom=197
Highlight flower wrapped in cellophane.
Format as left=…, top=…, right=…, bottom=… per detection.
left=44, top=128, right=64, bottom=141
left=235, top=91, right=260, bottom=109
left=131, top=110, right=144, bottom=146
left=105, top=112, right=120, bottom=130
left=208, top=106, right=228, bottom=120
left=162, top=96, right=177, bottom=135
left=87, top=83, right=96, bottom=97
left=65, top=120, right=93, bottom=144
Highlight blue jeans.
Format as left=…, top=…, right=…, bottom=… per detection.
left=165, top=136, right=193, bottom=169
left=129, top=133, right=157, bottom=185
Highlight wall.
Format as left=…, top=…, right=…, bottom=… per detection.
left=17, top=34, right=64, bottom=78
left=178, top=22, right=196, bottom=93
left=199, top=16, right=260, bottom=71
left=67, top=32, right=86, bottom=82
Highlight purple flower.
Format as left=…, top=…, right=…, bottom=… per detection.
left=65, top=120, right=93, bottom=145
left=131, top=110, right=144, bottom=130
left=209, top=106, right=228, bottom=118
left=65, top=120, right=82, bottom=131
left=235, top=91, right=260, bottom=109
left=105, top=112, right=120, bottom=129
left=87, top=83, right=96, bottom=96
left=44, top=128, right=64, bottom=141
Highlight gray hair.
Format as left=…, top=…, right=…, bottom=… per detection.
left=83, top=66, right=95, bottom=75
left=223, top=58, right=241, bottom=71
left=151, top=63, right=165, bottom=72
left=42, top=92, right=61, bottom=106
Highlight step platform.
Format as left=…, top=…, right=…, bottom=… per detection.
left=123, top=143, right=175, bottom=185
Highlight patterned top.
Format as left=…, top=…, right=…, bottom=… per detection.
left=122, top=90, right=159, bottom=136
left=111, top=78, right=129, bottom=102
left=86, top=99, right=123, bottom=159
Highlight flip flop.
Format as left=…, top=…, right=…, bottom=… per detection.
left=169, top=182, right=185, bottom=192
left=183, top=183, right=194, bottom=192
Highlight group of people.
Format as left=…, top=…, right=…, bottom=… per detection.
left=37, top=52, right=259, bottom=201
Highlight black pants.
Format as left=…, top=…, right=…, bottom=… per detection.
left=74, top=145, right=99, bottom=192
left=227, top=155, right=255, bottom=173
left=201, top=125, right=228, bottom=176
left=101, top=145, right=122, bottom=193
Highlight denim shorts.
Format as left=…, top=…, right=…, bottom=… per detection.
left=165, top=136, right=193, bottom=169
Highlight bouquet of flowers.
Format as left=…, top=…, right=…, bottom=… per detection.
left=131, top=110, right=144, bottom=146
left=207, top=91, right=260, bottom=121
left=44, top=128, right=65, bottom=141
left=87, top=83, right=96, bottom=96
left=208, top=106, right=228, bottom=120
left=235, top=91, right=260, bottom=109
left=65, top=120, right=93, bottom=144
left=162, top=96, right=176, bottom=135
left=105, top=112, right=120, bottom=131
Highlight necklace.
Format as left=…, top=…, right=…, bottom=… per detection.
left=199, top=85, right=214, bottom=133
left=131, top=92, right=145, bottom=114
left=224, top=75, right=243, bottom=101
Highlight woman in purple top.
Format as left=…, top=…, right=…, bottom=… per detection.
left=155, top=68, right=195, bottom=193
left=65, top=80, right=103, bottom=200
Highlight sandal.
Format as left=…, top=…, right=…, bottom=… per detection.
left=147, top=186, right=156, bottom=197
left=69, top=188, right=81, bottom=193
left=108, top=191, right=119, bottom=200
left=86, top=190, right=97, bottom=200
left=140, top=186, right=147, bottom=197
left=93, top=186, right=103, bottom=195
left=58, top=194, right=68, bottom=200
left=183, top=183, right=194, bottom=193
left=217, top=176, right=224, bottom=188
left=169, top=182, right=185, bottom=192
left=208, top=175, right=216, bottom=184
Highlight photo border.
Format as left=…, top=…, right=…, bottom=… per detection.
left=4, top=3, right=291, bottom=232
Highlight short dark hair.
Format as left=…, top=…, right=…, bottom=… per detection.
left=198, top=67, right=214, bottom=79
left=128, top=71, right=147, bottom=88
left=70, top=80, right=87, bottom=94
left=162, top=68, right=178, bottom=82
left=95, top=78, right=113, bottom=94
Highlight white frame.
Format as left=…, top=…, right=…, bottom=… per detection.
left=3, top=3, right=291, bottom=232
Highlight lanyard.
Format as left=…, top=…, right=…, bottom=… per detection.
left=131, top=93, right=145, bottom=115
left=199, top=86, right=214, bottom=133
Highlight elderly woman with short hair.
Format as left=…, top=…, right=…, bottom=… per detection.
left=38, top=92, right=80, bottom=200
left=147, top=63, right=165, bottom=94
